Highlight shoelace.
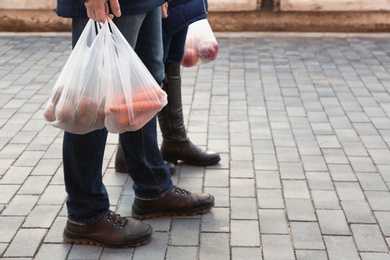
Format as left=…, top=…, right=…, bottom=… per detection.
left=173, top=186, right=191, bottom=197
left=107, top=210, right=128, bottom=228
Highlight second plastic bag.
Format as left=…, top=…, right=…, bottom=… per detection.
left=181, top=19, right=219, bottom=67
left=102, top=20, right=167, bottom=133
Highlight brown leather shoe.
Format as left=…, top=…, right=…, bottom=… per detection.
left=63, top=210, right=153, bottom=248
left=132, top=186, right=215, bottom=220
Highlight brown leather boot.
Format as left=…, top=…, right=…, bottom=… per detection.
left=63, top=210, right=153, bottom=248
left=158, top=63, right=220, bottom=166
left=131, top=186, right=215, bottom=220
left=115, top=140, right=176, bottom=174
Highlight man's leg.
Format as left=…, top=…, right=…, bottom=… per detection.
left=62, top=17, right=153, bottom=248
left=117, top=7, right=215, bottom=219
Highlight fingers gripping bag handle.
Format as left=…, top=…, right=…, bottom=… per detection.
left=103, top=19, right=167, bottom=133
left=43, top=19, right=107, bottom=134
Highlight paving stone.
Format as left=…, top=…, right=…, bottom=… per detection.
left=295, top=250, right=328, bottom=260
left=230, top=161, right=255, bottom=178
left=36, top=185, right=67, bottom=205
left=290, top=222, right=325, bottom=250
left=231, top=197, right=258, bottom=219
left=334, top=182, right=366, bottom=201
left=166, top=246, right=198, bottom=260
left=328, top=164, right=357, bottom=181
left=231, top=247, right=262, bottom=260
left=22, top=205, right=61, bottom=228
left=199, top=233, right=230, bottom=260
left=133, top=232, right=168, bottom=260
left=0, top=216, right=24, bottom=243
left=204, top=169, right=229, bottom=187
left=67, top=244, right=102, bottom=259
left=0, top=184, right=19, bottom=204
left=351, top=224, right=389, bottom=252
left=17, top=175, right=51, bottom=194
left=300, top=155, right=328, bottom=171
left=275, top=147, right=300, bottom=162
left=34, top=243, right=71, bottom=260
left=43, top=216, right=67, bottom=243
left=305, top=171, right=334, bottom=190
left=30, top=158, right=62, bottom=176
left=256, top=171, right=281, bottom=189
left=262, top=234, right=295, bottom=260
left=257, top=188, right=285, bottom=209
left=360, top=253, right=390, bottom=260
left=341, top=141, right=369, bottom=156
left=12, top=150, right=44, bottom=167
left=0, top=166, right=32, bottom=184
left=286, top=198, right=317, bottom=221
left=170, top=218, right=200, bottom=246
left=2, top=194, right=39, bottom=216
left=202, top=207, right=229, bottom=232
left=317, top=210, right=350, bottom=235
left=0, top=243, right=7, bottom=256
left=3, top=228, right=47, bottom=257
left=282, top=180, right=310, bottom=199
left=231, top=220, right=260, bottom=247
left=364, top=191, right=390, bottom=211
left=253, top=153, right=278, bottom=171
left=279, top=162, right=305, bottom=180
left=230, top=178, right=256, bottom=197
left=204, top=187, right=229, bottom=208
left=374, top=212, right=390, bottom=236
left=341, top=200, right=376, bottom=224
left=259, top=209, right=289, bottom=234
left=348, top=156, right=378, bottom=173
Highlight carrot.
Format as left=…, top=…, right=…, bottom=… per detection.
left=131, top=87, right=166, bottom=102
left=108, top=100, right=165, bottom=113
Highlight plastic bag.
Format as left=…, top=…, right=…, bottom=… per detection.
left=43, top=19, right=107, bottom=134
left=181, top=19, right=219, bottom=67
left=44, top=19, right=167, bottom=134
left=101, top=20, right=167, bottom=133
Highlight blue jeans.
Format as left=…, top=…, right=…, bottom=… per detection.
left=65, top=8, right=173, bottom=224
left=163, top=27, right=188, bottom=65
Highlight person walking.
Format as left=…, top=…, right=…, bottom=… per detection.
left=55, top=0, right=215, bottom=248
left=115, top=0, right=220, bottom=174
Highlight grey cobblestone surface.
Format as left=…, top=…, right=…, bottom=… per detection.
left=1, top=32, right=390, bottom=259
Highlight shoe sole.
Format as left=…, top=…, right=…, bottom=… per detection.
left=63, top=229, right=154, bottom=248
left=132, top=202, right=215, bottom=220
left=164, top=156, right=221, bottom=166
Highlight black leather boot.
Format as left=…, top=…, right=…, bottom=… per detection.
left=158, top=63, right=220, bottom=166
left=115, top=140, right=176, bottom=174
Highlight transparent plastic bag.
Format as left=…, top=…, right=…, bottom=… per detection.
left=44, top=19, right=167, bottom=134
left=181, top=19, right=219, bottom=67
left=102, top=20, right=167, bottom=133
left=43, top=19, right=106, bottom=134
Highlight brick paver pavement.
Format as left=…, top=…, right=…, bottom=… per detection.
left=0, top=32, right=390, bottom=259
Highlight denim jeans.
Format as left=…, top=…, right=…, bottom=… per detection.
left=64, top=8, right=173, bottom=224
left=163, top=27, right=188, bottom=65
